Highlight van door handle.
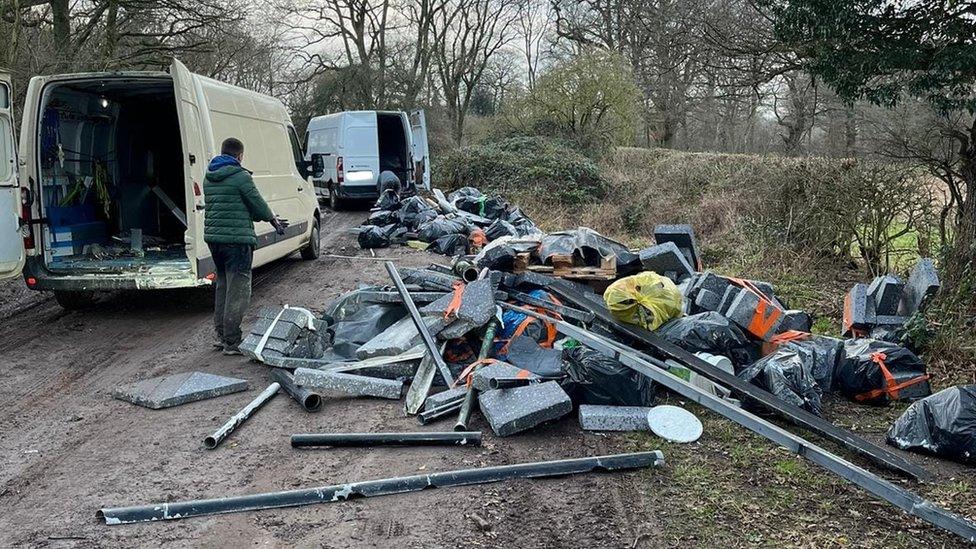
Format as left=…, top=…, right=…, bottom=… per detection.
left=297, top=186, right=303, bottom=192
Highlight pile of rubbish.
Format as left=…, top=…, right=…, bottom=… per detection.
left=357, top=185, right=541, bottom=256
left=99, top=217, right=976, bottom=542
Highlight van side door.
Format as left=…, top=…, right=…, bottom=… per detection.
left=409, top=109, right=431, bottom=191
left=0, top=71, right=26, bottom=281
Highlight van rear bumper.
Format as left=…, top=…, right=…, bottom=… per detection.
left=338, top=184, right=379, bottom=199
left=23, top=256, right=208, bottom=291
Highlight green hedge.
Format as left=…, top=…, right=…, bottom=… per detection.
left=434, top=136, right=606, bottom=205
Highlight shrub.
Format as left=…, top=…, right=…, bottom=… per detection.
left=434, top=136, right=606, bottom=205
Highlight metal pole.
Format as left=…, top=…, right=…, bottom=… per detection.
left=505, top=289, right=595, bottom=323
left=97, top=451, right=665, bottom=525
left=270, top=369, right=322, bottom=413
left=204, top=382, right=280, bottom=450
left=487, top=376, right=561, bottom=390
left=500, top=303, right=976, bottom=543
left=385, top=261, right=455, bottom=385
left=417, top=400, right=463, bottom=424
left=291, top=431, right=482, bottom=448
left=454, top=319, right=498, bottom=432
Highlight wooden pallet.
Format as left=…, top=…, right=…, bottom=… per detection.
left=518, top=253, right=616, bottom=281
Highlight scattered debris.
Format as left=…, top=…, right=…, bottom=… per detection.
left=113, top=372, right=248, bottom=410
left=842, top=257, right=940, bottom=338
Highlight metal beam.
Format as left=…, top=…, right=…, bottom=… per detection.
left=385, top=262, right=455, bottom=385
left=501, top=303, right=976, bottom=543
left=96, top=452, right=665, bottom=525
left=291, top=431, right=482, bottom=448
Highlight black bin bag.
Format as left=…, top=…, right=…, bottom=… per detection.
left=655, top=312, right=749, bottom=360
left=358, top=224, right=394, bottom=249
left=561, top=346, right=655, bottom=406
left=836, top=339, right=931, bottom=405
left=738, top=344, right=824, bottom=416
left=887, top=385, right=976, bottom=464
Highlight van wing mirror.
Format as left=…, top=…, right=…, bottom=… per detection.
left=310, top=154, right=325, bottom=179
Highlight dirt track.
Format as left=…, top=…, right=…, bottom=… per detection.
left=0, top=210, right=656, bottom=548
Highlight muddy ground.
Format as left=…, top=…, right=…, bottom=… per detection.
left=0, top=210, right=972, bottom=548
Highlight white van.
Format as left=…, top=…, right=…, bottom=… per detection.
left=0, top=60, right=323, bottom=308
left=304, top=110, right=430, bottom=209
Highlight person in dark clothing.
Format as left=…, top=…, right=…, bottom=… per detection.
left=204, top=137, right=286, bottom=355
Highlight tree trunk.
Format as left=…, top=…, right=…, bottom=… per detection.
left=51, top=0, right=69, bottom=50
left=945, top=116, right=976, bottom=311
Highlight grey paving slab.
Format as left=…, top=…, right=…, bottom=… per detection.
left=638, top=242, right=694, bottom=282
left=470, top=362, right=539, bottom=392
left=356, top=315, right=449, bottom=359
left=113, top=372, right=249, bottom=410
left=478, top=381, right=572, bottom=437
left=293, top=369, right=404, bottom=400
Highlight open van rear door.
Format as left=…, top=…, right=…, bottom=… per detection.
left=170, top=58, right=209, bottom=278
left=0, top=70, right=25, bottom=281
left=409, top=109, right=431, bottom=191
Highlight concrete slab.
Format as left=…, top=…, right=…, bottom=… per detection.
left=478, top=381, right=572, bottom=436
left=868, top=275, right=904, bottom=316
left=294, top=369, right=404, bottom=400
left=113, top=372, right=249, bottom=410
left=694, top=288, right=722, bottom=313
left=725, top=290, right=783, bottom=340
left=778, top=309, right=813, bottom=333
left=423, top=386, right=469, bottom=411
left=638, top=242, right=694, bottom=282
left=653, top=224, right=701, bottom=270
left=356, top=315, right=450, bottom=359
left=901, top=258, right=940, bottom=314
left=843, top=283, right=876, bottom=335
left=579, top=405, right=653, bottom=431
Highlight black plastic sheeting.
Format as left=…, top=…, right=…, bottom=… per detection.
left=399, top=196, right=438, bottom=230
left=836, top=339, right=931, bottom=405
left=739, top=345, right=824, bottom=416
left=887, top=385, right=976, bottom=464
left=485, top=219, right=519, bottom=240
left=655, top=312, right=751, bottom=365
left=781, top=336, right=845, bottom=393
left=368, top=209, right=398, bottom=226
left=323, top=290, right=408, bottom=359
left=561, top=346, right=656, bottom=406
left=539, top=228, right=639, bottom=270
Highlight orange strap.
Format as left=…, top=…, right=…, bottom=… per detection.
left=727, top=277, right=782, bottom=338
left=854, top=352, right=931, bottom=402
left=762, top=330, right=811, bottom=356
left=453, top=358, right=498, bottom=388
left=444, top=280, right=465, bottom=320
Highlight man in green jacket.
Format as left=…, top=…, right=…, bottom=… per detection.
left=204, top=137, right=286, bottom=355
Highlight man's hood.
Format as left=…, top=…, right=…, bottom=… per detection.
left=206, top=155, right=245, bottom=182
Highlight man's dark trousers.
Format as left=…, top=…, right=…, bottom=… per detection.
left=209, top=243, right=253, bottom=348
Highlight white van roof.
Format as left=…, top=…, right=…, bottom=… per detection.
left=307, top=110, right=405, bottom=130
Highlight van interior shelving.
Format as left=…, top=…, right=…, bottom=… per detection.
left=37, top=78, right=191, bottom=273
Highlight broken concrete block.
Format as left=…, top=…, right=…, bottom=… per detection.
left=579, top=404, right=653, bottom=431
left=478, top=381, right=572, bottom=437
left=356, top=315, right=450, bottom=359
left=294, top=368, right=404, bottom=399
left=113, top=372, right=248, bottom=410
left=638, top=242, right=694, bottom=282
left=693, top=271, right=731, bottom=298
left=778, top=309, right=813, bottom=333
left=694, top=288, right=722, bottom=313
left=868, top=275, right=904, bottom=316
left=471, top=362, right=539, bottom=392
left=653, top=224, right=702, bottom=271
left=842, top=283, right=876, bottom=336
left=421, top=278, right=496, bottom=327
left=901, top=258, right=940, bottom=315
left=725, top=290, right=783, bottom=341
left=875, top=314, right=908, bottom=327
left=750, top=280, right=775, bottom=299
left=423, top=386, right=469, bottom=411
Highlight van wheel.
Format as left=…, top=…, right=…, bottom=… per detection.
left=329, top=187, right=344, bottom=211
left=301, top=219, right=321, bottom=260
left=54, top=290, right=96, bottom=310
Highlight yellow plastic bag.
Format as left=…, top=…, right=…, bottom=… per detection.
left=604, top=272, right=683, bottom=330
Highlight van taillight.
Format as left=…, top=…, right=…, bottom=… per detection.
left=21, top=202, right=34, bottom=250
left=336, top=156, right=344, bottom=184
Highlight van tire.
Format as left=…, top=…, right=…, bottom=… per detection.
left=54, top=290, right=96, bottom=310
left=329, top=186, right=344, bottom=211
left=301, top=219, right=321, bottom=260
